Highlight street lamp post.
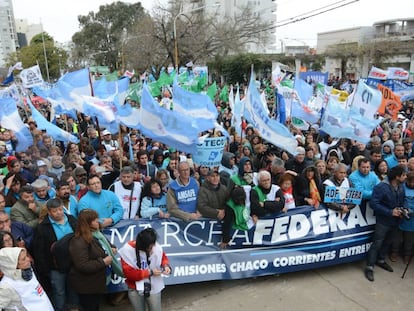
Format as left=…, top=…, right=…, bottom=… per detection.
left=173, top=3, right=221, bottom=69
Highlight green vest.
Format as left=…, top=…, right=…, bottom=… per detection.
left=226, top=199, right=249, bottom=231
left=231, top=174, right=248, bottom=186
left=253, top=185, right=267, bottom=203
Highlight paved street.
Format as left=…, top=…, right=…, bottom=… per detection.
left=102, top=258, right=414, bottom=311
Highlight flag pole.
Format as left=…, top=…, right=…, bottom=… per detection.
left=87, top=68, right=104, bottom=153
left=118, top=125, right=123, bottom=170
left=40, top=20, right=50, bottom=83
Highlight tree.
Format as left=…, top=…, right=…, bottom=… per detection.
left=71, top=1, right=147, bottom=70
left=6, top=32, right=68, bottom=81
left=150, top=2, right=274, bottom=68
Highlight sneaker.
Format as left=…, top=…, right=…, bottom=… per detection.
left=376, top=261, right=394, bottom=272
left=364, top=267, right=374, bottom=282
left=389, top=253, right=398, bottom=262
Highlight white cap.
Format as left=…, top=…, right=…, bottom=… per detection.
left=101, top=130, right=111, bottom=136
left=37, top=160, right=47, bottom=167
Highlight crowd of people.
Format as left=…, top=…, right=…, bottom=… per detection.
left=0, top=84, right=414, bottom=309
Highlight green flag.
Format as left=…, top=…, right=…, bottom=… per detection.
left=126, top=82, right=142, bottom=103
left=157, top=71, right=173, bottom=88
left=219, top=85, right=229, bottom=103
left=178, top=71, right=189, bottom=84
left=280, top=80, right=294, bottom=89
left=148, top=81, right=161, bottom=97
left=90, top=66, right=110, bottom=75
left=104, top=71, right=119, bottom=81
left=189, top=75, right=207, bottom=93
left=207, top=82, right=218, bottom=102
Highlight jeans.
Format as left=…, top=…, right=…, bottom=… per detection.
left=50, top=270, right=79, bottom=311
left=128, top=288, right=162, bottom=311
left=402, top=230, right=414, bottom=257
left=366, top=222, right=398, bottom=267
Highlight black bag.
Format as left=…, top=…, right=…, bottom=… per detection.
left=50, top=232, right=75, bottom=273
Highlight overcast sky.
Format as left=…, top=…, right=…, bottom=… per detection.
left=12, top=0, right=414, bottom=48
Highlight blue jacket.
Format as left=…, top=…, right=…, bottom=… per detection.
left=400, top=184, right=414, bottom=231
left=370, top=179, right=404, bottom=226
left=385, top=154, right=399, bottom=169
left=78, top=190, right=123, bottom=225
left=349, top=170, right=380, bottom=200
left=140, top=194, right=167, bottom=219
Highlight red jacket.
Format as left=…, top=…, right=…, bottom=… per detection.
left=121, top=241, right=169, bottom=289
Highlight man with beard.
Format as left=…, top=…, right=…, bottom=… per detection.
left=135, top=150, right=157, bottom=185
left=55, top=180, right=78, bottom=218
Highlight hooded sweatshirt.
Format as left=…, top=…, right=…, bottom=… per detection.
left=219, top=152, right=238, bottom=177
left=0, top=247, right=54, bottom=310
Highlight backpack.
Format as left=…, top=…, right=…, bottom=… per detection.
left=50, top=232, right=75, bottom=273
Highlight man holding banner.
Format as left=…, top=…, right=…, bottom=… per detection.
left=167, top=162, right=201, bottom=221
left=323, top=163, right=357, bottom=214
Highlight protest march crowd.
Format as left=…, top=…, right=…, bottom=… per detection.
left=0, top=63, right=414, bottom=310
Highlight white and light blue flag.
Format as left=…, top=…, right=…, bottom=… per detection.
left=140, top=84, right=199, bottom=154
left=172, top=80, right=218, bottom=132
left=0, top=98, right=33, bottom=152
left=244, top=73, right=297, bottom=154
left=27, top=97, right=79, bottom=143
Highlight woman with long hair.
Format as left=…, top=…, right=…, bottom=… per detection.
left=68, top=209, right=123, bottom=311
left=294, top=166, right=323, bottom=208
left=374, top=159, right=389, bottom=181
left=118, top=228, right=171, bottom=311
left=2, top=173, right=26, bottom=208
left=155, top=169, right=170, bottom=192
left=315, top=159, right=330, bottom=182
left=140, top=179, right=169, bottom=220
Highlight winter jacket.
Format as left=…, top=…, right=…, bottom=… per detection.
left=349, top=170, right=380, bottom=200
left=370, top=179, right=405, bottom=227
left=197, top=181, right=228, bottom=219
left=68, top=235, right=108, bottom=294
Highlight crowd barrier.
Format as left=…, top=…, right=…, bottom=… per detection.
left=104, top=204, right=375, bottom=292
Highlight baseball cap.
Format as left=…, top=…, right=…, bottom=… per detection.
left=37, top=160, right=47, bottom=167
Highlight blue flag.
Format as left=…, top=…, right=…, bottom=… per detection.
left=172, top=80, right=218, bottom=132
left=0, top=98, right=33, bottom=152
left=140, top=84, right=199, bottom=154
left=294, top=78, right=313, bottom=104
left=276, top=89, right=286, bottom=124
left=1, top=73, right=14, bottom=86
left=244, top=73, right=297, bottom=154
left=320, top=98, right=350, bottom=139
left=27, top=97, right=79, bottom=143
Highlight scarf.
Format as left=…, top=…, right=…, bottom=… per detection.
left=282, top=186, right=296, bottom=210
left=309, top=178, right=321, bottom=208
left=92, top=230, right=124, bottom=283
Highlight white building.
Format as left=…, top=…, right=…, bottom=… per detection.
left=15, top=18, right=42, bottom=46
left=0, top=0, right=18, bottom=68
left=181, top=0, right=277, bottom=54
left=317, top=18, right=414, bottom=81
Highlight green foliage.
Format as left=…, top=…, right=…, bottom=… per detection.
left=72, top=1, right=146, bottom=70
left=7, top=32, right=67, bottom=81
left=208, top=53, right=272, bottom=84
